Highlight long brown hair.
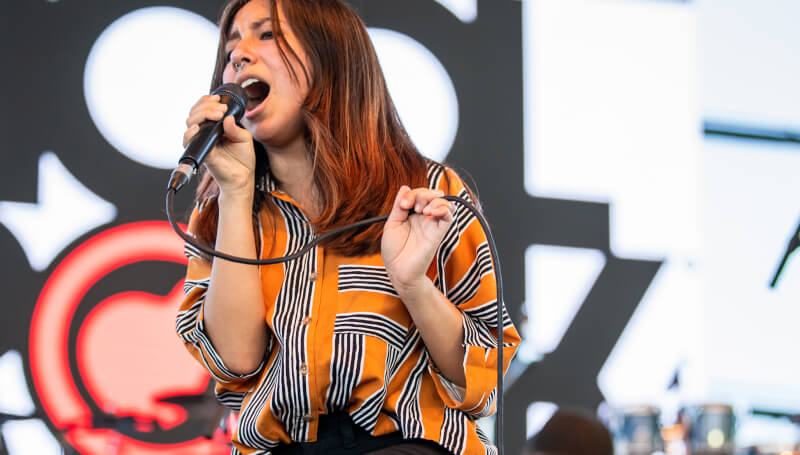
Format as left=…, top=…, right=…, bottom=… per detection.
left=192, top=0, right=434, bottom=256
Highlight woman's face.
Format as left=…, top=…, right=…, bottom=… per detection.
left=222, top=0, right=310, bottom=149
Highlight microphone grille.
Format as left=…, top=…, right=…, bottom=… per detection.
left=212, top=83, right=247, bottom=112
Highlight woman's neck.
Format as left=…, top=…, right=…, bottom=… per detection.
left=266, top=139, right=320, bottom=218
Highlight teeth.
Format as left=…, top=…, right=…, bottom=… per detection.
left=241, top=78, right=259, bottom=88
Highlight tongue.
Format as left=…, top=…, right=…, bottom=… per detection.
left=244, top=82, right=269, bottom=110
left=246, top=97, right=262, bottom=111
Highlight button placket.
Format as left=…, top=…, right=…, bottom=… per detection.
left=303, top=249, right=324, bottom=436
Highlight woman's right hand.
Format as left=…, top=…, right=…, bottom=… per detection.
left=183, top=94, right=256, bottom=198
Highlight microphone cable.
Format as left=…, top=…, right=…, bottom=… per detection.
left=166, top=186, right=508, bottom=454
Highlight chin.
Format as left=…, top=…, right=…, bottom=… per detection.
left=251, top=125, right=279, bottom=146
left=241, top=118, right=271, bottom=142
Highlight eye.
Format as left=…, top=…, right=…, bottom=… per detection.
left=225, top=50, right=233, bottom=62
left=260, top=30, right=274, bottom=40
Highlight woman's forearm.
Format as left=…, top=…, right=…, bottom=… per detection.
left=203, top=191, right=268, bottom=374
left=398, top=280, right=467, bottom=388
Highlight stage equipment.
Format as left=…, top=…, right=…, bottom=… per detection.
left=608, top=405, right=665, bottom=455
left=681, top=404, right=736, bottom=455
left=770, top=217, right=800, bottom=288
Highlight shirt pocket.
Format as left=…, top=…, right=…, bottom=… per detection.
left=336, top=264, right=411, bottom=326
left=328, top=311, right=409, bottom=411
left=337, top=264, right=399, bottom=298
left=333, top=312, right=407, bottom=352
left=334, top=264, right=413, bottom=381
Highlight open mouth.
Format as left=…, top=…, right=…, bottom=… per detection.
left=241, top=78, right=270, bottom=112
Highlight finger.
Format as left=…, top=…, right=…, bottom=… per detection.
left=192, top=94, right=220, bottom=106
left=422, top=201, right=453, bottom=224
left=421, top=197, right=452, bottom=218
left=187, top=93, right=218, bottom=110
left=185, top=105, right=228, bottom=128
left=409, top=189, right=445, bottom=213
left=195, top=94, right=221, bottom=108
left=183, top=108, right=224, bottom=146
left=222, top=114, right=251, bottom=143
left=182, top=124, right=200, bottom=148
left=186, top=96, right=226, bottom=125
left=387, top=185, right=413, bottom=224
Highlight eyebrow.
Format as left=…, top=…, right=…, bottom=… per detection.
left=227, top=17, right=272, bottom=41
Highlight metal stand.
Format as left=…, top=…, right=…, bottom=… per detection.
left=770, top=217, right=800, bottom=288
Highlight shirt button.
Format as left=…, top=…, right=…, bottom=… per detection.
left=302, top=316, right=312, bottom=325
left=300, top=363, right=308, bottom=375
left=302, top=414, right=313, bottom=422
left=309, top=272, right=318, bottom=282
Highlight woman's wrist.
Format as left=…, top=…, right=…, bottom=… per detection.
left=217, top=184, right=255, bottom=207
left=394, top=276, right=437, bottom=308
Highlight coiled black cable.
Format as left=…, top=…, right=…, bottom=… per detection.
left=166, top=188, right=507, bottom=453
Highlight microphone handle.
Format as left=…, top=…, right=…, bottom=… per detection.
left=169, top=119, right=226, bottom=192
left=180, top=118, right=226, bottom=169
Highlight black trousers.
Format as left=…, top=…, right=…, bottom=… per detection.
left=270, top=413, right=450, bottom=455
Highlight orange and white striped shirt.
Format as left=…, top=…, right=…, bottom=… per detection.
left=176, top=165, right=520, bottom=455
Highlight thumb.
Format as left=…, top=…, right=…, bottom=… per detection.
left=222, top=115, right=251, bottom=143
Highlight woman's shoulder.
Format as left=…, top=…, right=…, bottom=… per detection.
left=425, top=162, right=476, bottom=200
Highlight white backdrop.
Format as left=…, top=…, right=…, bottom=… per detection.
left=520, top=0, right=800, bottom=446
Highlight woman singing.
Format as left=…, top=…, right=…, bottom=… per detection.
left=175, top=1, right=519, bottom=453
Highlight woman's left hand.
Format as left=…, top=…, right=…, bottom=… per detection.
left=382, top=186, right=454, bottom=296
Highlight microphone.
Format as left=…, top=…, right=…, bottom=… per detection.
left=168, top=83, right=247, bottom=191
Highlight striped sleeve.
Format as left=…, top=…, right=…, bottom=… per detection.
left=427, top=167, right=521, bottom=417
left=175, top=205, right=266, bottom=389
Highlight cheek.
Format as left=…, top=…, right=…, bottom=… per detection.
left=289, top=63, right=311, bottom=103
left=285, top=66, right=311, bottom=104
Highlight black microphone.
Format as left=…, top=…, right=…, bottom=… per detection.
left=168, top=83, right=247, bottom=191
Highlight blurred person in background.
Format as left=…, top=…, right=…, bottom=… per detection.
left=522, top=408, right=614, bottom=455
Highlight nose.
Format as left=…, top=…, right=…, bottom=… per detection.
left=230, top=40, right=256, bottom=71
